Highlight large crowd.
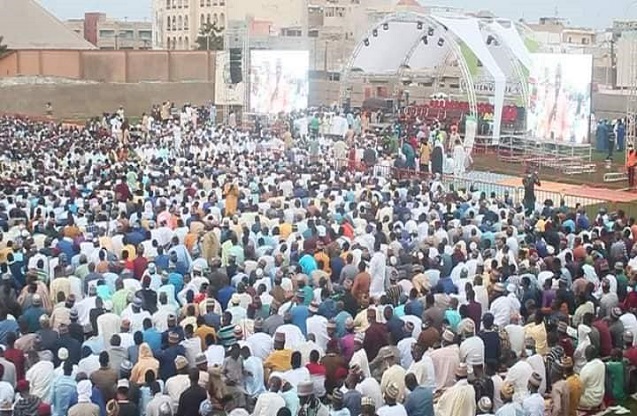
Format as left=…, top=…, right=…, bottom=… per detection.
left=0, top=103, right=634, bottom=416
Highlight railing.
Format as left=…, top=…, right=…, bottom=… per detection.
left=350, top=160, right=615, bottom=213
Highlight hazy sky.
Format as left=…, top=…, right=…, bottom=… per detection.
left=39, top=0, right=637, bottom=28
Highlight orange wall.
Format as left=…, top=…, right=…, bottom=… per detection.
left=82, top=51, right=127, bottom=82
left=40, top=50, right=81, bottom=79
left=0, top=50, right=218, bottom=83
left=127, top=51, right=170, bottom=82
left=17, top=51, right=42, bottom=76
left=168, top=51, right=211, bottom=82
left=0, top=52, right=17, bottom=76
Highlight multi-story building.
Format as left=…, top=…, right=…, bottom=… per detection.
left=65, top=13, right=152, bottom=50
left=152, top=0, right=309, bottom=50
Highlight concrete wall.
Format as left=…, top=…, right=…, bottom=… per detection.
left=0, top=82, right=216, bottom=119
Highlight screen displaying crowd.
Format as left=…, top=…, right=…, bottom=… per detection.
left=0, top=102, right=634, bottom=416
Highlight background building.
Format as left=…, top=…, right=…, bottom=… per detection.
left=66, top=13, right=153, bottom=50
left=152, top=0, right=309, bottom=50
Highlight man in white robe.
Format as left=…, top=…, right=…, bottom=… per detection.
left=434, top=364, right=476, bottom=416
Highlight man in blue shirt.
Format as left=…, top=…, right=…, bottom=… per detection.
left=142, top=318, right=162, bottom=352
left=50, top=361, right=77, bottom=416
left=289, top=291, right=309, bottom=336
left=404, top=373, right=434, bottom=416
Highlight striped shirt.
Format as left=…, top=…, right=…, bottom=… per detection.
left=217, top=325, right=236, bottom=347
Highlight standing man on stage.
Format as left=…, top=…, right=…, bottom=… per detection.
left=523, top=170, right=541, bottom=215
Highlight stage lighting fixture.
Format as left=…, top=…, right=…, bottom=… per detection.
left=428, top=27, right=434, bottom=36
left=437, top=37, right=444, bottom=47
left=364, top=38, right=370, bottom=47
left=383, top=22, right=389, bottom=31
left=372, top=28, right=378, bottom=37
left=422, top=36, right=428, bottom=45
left=417, top=21, right=423, bottom=30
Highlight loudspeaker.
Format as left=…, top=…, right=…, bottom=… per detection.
left=229, top=47, right=242, bottom=84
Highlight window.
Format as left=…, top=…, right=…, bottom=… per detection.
left=184, top=16, right=189, bottom=30
left=213, top=13, right=218, bottom=24
left=219, top=0, right=224, bottom=6
left=172, top=0, right=176, bottom=8
left=167, top=16, right=171, bottom=31
left=568, top=36, right=572, bottom=43
left=172, top=37, right=177, bottom=49
left=177, top=0, right=182, bottom=8
left=582, top=37, right=589, bottom=45
left=119, top=30, right=134, bottom=39
left=138, top=30, right=152, bottom=40
left=219, top=13, right=225, bottom=27
left=325, top=7, right=335, bottom=17
left=200, top=14, right=205, bottom=26
left=213, top=0, right=217, bottom=5
left=178, top=37, right=183, bottom=49
left=207, top=0, right=211, bottom=6
left=99, top=29, right=115, bottom=37
left=309, top=29, right=319, bottom=38
left=200, top=0, right=204, bottom=6
left=207, top=13, right=211, bottom=24
left=185, top=36, right=189, bottom=49
left=166, top=0, right=171, bottom=9
left=184, top=0, right=188, bottom=8
left=178, top=16, right=183, bottom=30
left=172, top=16, right=176, bottom=31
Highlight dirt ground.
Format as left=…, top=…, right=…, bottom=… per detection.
left=471, top=150, right=631, bottom=190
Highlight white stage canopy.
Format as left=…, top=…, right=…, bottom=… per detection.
left=344, top=12, right=531, bottom=143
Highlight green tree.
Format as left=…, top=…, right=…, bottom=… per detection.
left=195, top=23, right=224, bottom=51
left=0, top=36, right=8, bottom=57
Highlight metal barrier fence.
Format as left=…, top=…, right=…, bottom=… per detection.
left=367, top=164, right=613, bottom=211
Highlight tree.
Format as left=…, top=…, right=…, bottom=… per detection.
left=0, top=36, right=8, bottom=57
left=195, top=23, right=224, bottom=51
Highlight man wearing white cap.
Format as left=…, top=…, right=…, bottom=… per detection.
left=252, top=373, right=286, bottom=416
left=459, top=320, right=484, bottom=366
left=377, top=381, right=406, bottom=416
left=434, top=363, right=475, bottom=416
left=350, top=333, right=371, bottom=379
left=428, top=329, right=460, bottom=390
left=298, top=380, right=328, bottom=416
left=96, top=301, right=121, bottom=346
left=306, top=301, right=329, bottom=351
left=522, top=372, right=545, bottom=416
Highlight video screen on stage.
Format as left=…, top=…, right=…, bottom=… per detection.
left=249, top=50, right=309, bottom=114
left=527, top=53, right=593, bottom=144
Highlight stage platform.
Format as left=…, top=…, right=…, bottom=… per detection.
left=473, top=135, right=596, bottom=176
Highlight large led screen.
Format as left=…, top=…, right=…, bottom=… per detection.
left=250, top=50, right=309, bottom=114
left=527, top=53, right=593, bottom=144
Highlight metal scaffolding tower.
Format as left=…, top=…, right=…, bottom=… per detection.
left=626, top=30, right=637, bottom=150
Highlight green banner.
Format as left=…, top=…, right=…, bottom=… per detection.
left=459, top=42, right=479, bottom=77
left=524, top=37, right=541, bottom=53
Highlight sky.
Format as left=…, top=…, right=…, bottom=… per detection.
left=38, top=0, right=637, bottom=29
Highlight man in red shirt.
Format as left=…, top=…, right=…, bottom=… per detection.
left=592, top=317, right=613, bottom=357
left=3, top=332, right=25, bottom=381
